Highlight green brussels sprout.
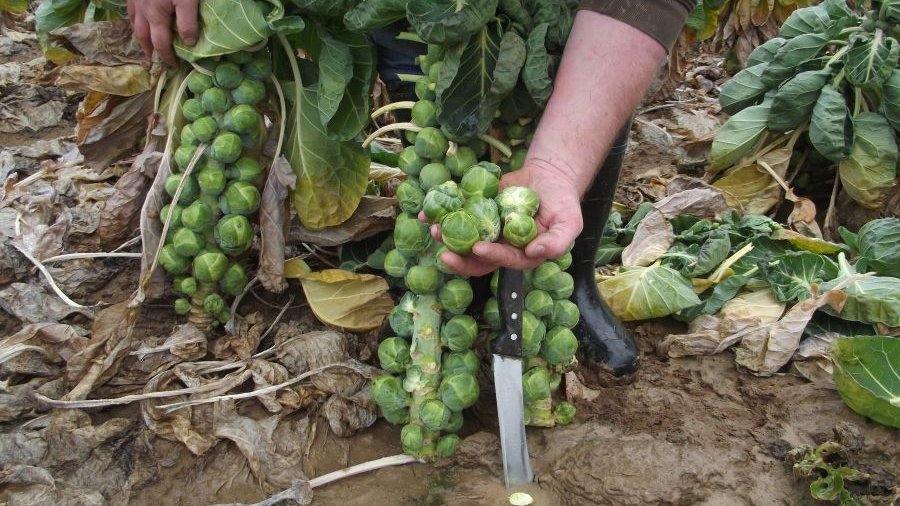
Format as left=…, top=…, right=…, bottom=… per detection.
left=165, top=175, right=200, bottom=206
left=554, top=401, right=576, bottom=425
left=220, top=181, right=261, bottom=215
left=223, top=104, right=259, bottom=135
left=242, top=55, right=272, bottom=80
left=462, top=196, right=501, bottom=242
left=240, top=128, right=260, bottom=150
left=378, top=337, right=411, bottom=373
left=411, top=100, right=437, bottom=128
left=442, top=350, right=479, bottom=377
left=388, top=306, right=414, bottom=338
left=404, top=129, right=418, bottom=144
left=211, top=132, right=243, bottom=164
left=201, top=87, right=230, bottom=113
left=214, top=62, right=243, bottom=89
left=173, top=276, right=198, bottom=296
left=403, top=365, right=438, bottom=393
left=419, top=163, right=451, bottom=191
left=508, top=149, right=526, bottom=171
left=174, top=144, right=199, bottom=171
left=383, top=249, right=411, bottom=278
left=439, top=372, right=479, bottom=411
left=445, top=145, right=477, bottom=178
left=382, top=407, right=410, bottom=425
left=203, top=293, right=225, bottom=314
left=393, top=214, right=431, bottom=256
left=475, top=161, right=503, bottom=179
left=532, top=262, right=563, bottom=291
left=542, top=327, right=578, bottom=365
left=396, top=180, right=425, bottom=214
left=160, top=244, right=190, bottom=274
left=496, top=186, right=540, bottom=218
left=439, top=278, right=473, bottom=315
left=441, top=210, right=480, bottom=255
left=506, top=122, right=529, bottom=140
left=415, top=79, right=435, bottom=101
left=405, top=265, right=441, bottom=295
left=422, top=181, right=463, bottom=222
left=414, top=127, right=448, bottom=160
left=220, top=263, right=248, bottom=296
left=436, top=434, right=461, bottom=458
left=502, top=212, right=537, bottom=248
left=426, top=43, right=444, bottom=60
left=172, top=227, right=204, bottom=257
left=180, top=124, right=199, bottom=147
left=181, top=201, right=214, bottom=232
left=420, top=399, right=452, bottom=431
left=445, top=410, right=464, bottom=433
left=182, top=98, right=205, bottom=122
left=216, top=309, right=231, bottom=324
left=231, top=78, right=266, bottom=105
left=460, top=164, right=500, bottom=199
left=548, top=272, right=574, bottom=300
left=191, top=116, right=219, bottom=143
left=227, top=157, right=263, bottom=183
left=525, top=290, right=554, bottom=318
left=372, top=375, right=409, bottom=411
left=483, top=297, right=500, bottom=329
left=174, top=298, right=191, bottom=315
left=522, top=366, right=551, bottom=403
left=427, top=61, right=443, bottom=82
left=197, top=166, right=227, bottom=196
left=192, top=249, right=229, bottom=282
left=401, top=423, right=424, bottom=455
left=441, top=314, right=477, bottom=352
left=187, top=72, right=213, bottom=95
left=433, top=245, right=453, bottom=274
left=551, top=299, right=580, bottom=329
left=555, top=252, right=572, bottom=270
left=398, top=146, right=427, bottom=176
left=214, top=214, right=254, bottom=255
left=160, top=204, right=184, bottom=228
left=521, top=310, right=546, bottom=357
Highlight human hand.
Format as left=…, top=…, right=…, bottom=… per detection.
left=128, top=0, right=199, bottom=65
left=430, top=160, right=584, bottom=277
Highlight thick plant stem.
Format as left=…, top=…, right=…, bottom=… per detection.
left=409, top=294, right=442, bottom=458
left=188, top=282, right=217, bottom=332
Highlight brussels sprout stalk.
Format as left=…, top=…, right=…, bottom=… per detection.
left=187, top=281, right=219, bottom=331
left=407, top=293, right=443, bottom=458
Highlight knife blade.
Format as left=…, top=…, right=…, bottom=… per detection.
left=492, top=268, right=533, bottom=487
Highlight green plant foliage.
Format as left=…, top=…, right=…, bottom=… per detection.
left=832, top=336, right=900, bottom=428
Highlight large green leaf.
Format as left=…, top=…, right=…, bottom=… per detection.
left=343, top=0, right=408, bottom=31
left=761, top=33, right=830, bottom=88
left=530, top=0, right=574, bottom=50
left=768, top=70, right=830, bottom=132
left=316, top=28, right=375, bottom=141
left=498, top=0, right=532, bottom=31
left=709, top=102, right=771, bottom=172
left=844, top=30, right=898, bottom=89
left=406, top=0, right=499, bottom=45
left=720, top=63, right=770, bottom=115
left=883, top=69, right=900, bottom=131
left=838, top=112, right=898, bottom=209
left=287, top=0, right=358, bottom=18
left=522, top=23, right=552, bottom=108
left=763, top=251, right=834, bottom=302
left=174, top=0, right=282, bottom=61
left=809, top=86, right=853, bottom=162
left=821, top=254, right=900, bottom=327
left=856, top=218, right=900, bottom=278
left=746, top=37, right=786, bottom=68
left=598, top=263, right=701, bottom=322
left=778, top=5, right=831, bottom=38
left=832, top=336, right=900, bottom=428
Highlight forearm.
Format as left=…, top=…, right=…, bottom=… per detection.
left=524, top=10, right=667, bottom=197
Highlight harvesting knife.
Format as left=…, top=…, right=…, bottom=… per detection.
left=492, top=268, right=534, bottom=487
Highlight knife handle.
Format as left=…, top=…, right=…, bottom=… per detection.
left=494, top=268, right=525, bottom=357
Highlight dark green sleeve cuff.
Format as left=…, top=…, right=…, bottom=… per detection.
left=578, top=0, right=694, bottom=52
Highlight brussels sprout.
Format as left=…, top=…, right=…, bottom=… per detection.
left=415, top=79, right=435, bottom=101
left=475, top=161, right=503, bottom=179
left=383, top=249, right=411, bottom=278
left=231, top=78, right=266, bottom=105
left=180, top=125, right=199, bottom=147
left=521, top=311, right=546, bottom=357
left=242, top=55, right=272, bottom=80
left=160, top=244, right=190, bottom=274
left=172, top=227, right=204, bottom=257
left=174, top=298, right=191, bottom=315
left=214, top=62, right=243, bottom=89
left=426, top=43, right=444, bottom=60
left=439, top=278, right=473, bottom=315
left=411, top=100, right=437, bottom=128
left=414, top=127, right=448, bottom=160
left=460, top=197, right=499, bottom=242
left=460, top=164, right=500, bottom=199
left=420, top=399, right=452, bottom=431
left=508, top=149, right=526, bottom=171
left=525, top=290, right=554, bottom=318
left=223, top=104, right=259, bottom=135
left=496, top=186, right=540, bottom=218
left=165, top=175, right=200, bottom=205
left=211, top=132, right=243, bottom=164
left=522, top=366, right=551, bottom=403
left=220, top=181, right=261, bottom=215
left=227, top=157, right=263, bottom=183
left=532, top=262, right=563, bottom=291
left=554, top=401, right=576, bottom=425
left=182, top=98, right=205, bottom=122
left=422, top=181, right=463, bottom=223
left=174, top=144, right=198, bottom=172
left=398, top=146, right=427, bottom=176
left=190, top=116, right=219, bottom=143
left=427, top=61, right=443, bottom=82
left=446, top=411, right=464, bottom=434
left=419, top=163, right=451, bottom=191
left=405, top=265, right=440, bottom=295
left=445, top=145, right=477, bottom=178
left=181, top=200, right=214, bottom=232
left=551, top=299, right=580, bottom=329
left=382, top=407, right=410, bottom=425
left=542, top=327, right=578, bottom=365
left=403, top=364, right=438, bottom=393
left=201, top=87, right=230, bottom=113
left=442, top=350, right=479, bottom=377
left=555, top=252, right=572, bottom=270
left=441, top=314, right=477, bottom=352
left=220, top=263, right=248, bottom=296
left=193, top=249, right=229, bottom=282
left=225, top=50, right=253, bottom=65
left=548, top=272, right=574, bottom=300
left=388, top=306, right=414, bottom=338
left=393, top=215, right=431, bottom=256
left=441, top=210, right=479, bottom=255
left=433, top=245, right=453, bottom=274
left=187, top=72, right=213, bottom=95
left=506, top=122, right=529, bottom=140
left=240, top=128, right=260, bottom=150
left=214, top=214, right=254, bottom=255
left=440, top=373, right=479, bottom=412
left=401, top=423, right=424, bottom=455
left=197, top=166, right=227, bottom=196
left=483, top=297, right=500, bottom=329
left=215, top=309, right=231, bottom=324
left=404, top=130, right=418, bottom=145
left=502, top=212, right=537, bottom=248
left=372, top=375, right=409, bottom=411
left=202, top=293, right=225, bottom=314
left=378, top=337, right=411, bottom=373
left=437, top=434, right=461, bottom=458
left=174, top=276, right=198, bottom=296
left=396, top=180, right=425, bottom=214
left=160, top=204, right=184, bottom=228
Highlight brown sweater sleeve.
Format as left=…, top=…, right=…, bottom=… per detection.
left=579, top=0, right=694, bottom=52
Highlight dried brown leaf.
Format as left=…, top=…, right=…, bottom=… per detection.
left=56, top=64, right=152, bottom=96
left=0, top=283, right=93, bottom=323
left=258, top=156, right=295, bottom=293
left=137, top=145, right=172, bottom=302
left=621, top=210, right=673, bottom=267
left=76, top=91, right=154, bottom=168
left=63, top=302, right=139, bottom=400
left=48, top=19, right=146, bottom=66
left=289, top=196, right=397, bottom=247
left=211, top=311, right=266, bottom=360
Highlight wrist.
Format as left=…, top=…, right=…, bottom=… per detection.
left=521, top=156, right=592, bottom=198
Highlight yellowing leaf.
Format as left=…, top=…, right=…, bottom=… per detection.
left=56, top=64, right=153, bottom=96
left=284, top=257, right=313, bottom=279
left=713, top=145, right=791, bottom=215
left=771, top=229, right=847, bottom=254
left=0, top=0, right=27, bottom=15
left=298, top=269, right=394, bottom=331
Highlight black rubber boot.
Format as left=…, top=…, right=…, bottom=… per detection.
left=569, top=122, right=639, bottom=376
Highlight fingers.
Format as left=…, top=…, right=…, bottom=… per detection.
left=150, top=19, right=177, bottom=65
left=131, top=12, right=154, bottom=62
left=429, top=224, right=441, bottom=242
left=174, top=0, right=199, bottom=46
left=526, top=212, right=582, bottom=260
left=438, top=250, right=500, bottom=278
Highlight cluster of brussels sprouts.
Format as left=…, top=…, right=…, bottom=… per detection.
left=158, top=49, right=270, bottom=330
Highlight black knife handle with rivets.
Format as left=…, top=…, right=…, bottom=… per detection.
left=494, top=268, right=524, bottom=357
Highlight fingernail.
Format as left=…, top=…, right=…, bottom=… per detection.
left=184, top=37, right=197, bottom=45
left=533, top=244, right=545, bottom=256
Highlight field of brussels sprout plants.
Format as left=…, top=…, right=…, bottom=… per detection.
left=0, top=0, right=898, bottom=504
